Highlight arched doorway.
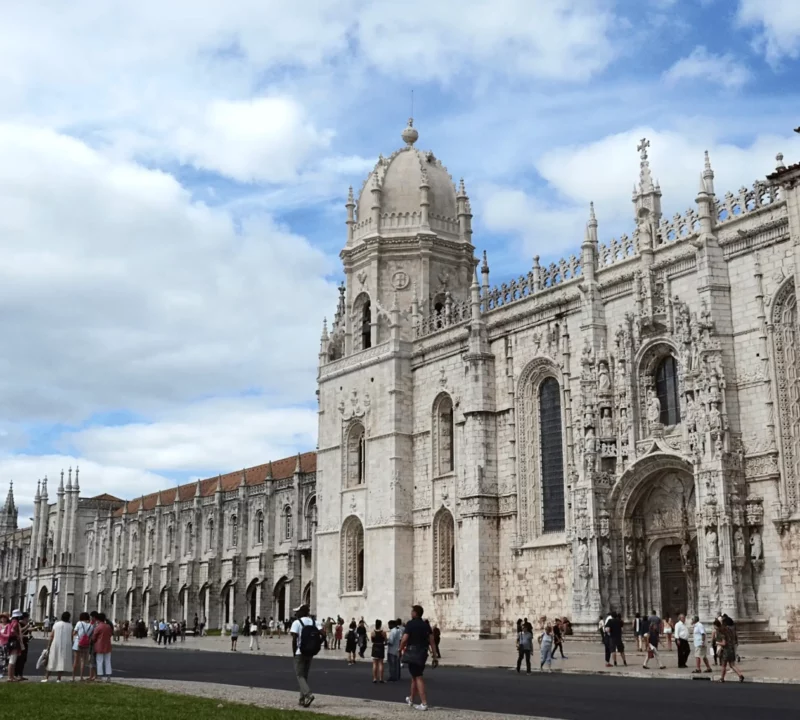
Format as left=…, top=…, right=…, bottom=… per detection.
left=221, top=582, right=234, bottom=626
left=613, top=458, right=698, bottom=619
left=38, top=586, right=49, bottom=622
left=273, top=577, right=287, bottom=622
left=302, top=582, right=312, bottom=609
left=198, top=583, right=211, bottom=627
left=245, top=579, right=260, bottom=620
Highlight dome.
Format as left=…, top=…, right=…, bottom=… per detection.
left=352, top=120, right=461, bottom=243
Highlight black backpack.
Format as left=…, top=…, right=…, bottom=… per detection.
left=299, top=619, right=322, bottom=657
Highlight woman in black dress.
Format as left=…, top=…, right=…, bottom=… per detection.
left=356, top=619, right=368, bottom=658
left=345, top=621, right=358, bottom=665
left=371, top=619, right=386, bottom=683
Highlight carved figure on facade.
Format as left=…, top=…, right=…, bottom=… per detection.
left=750, top=529, right=763, bottom=561
left=624, top=539, right=634, bottom=568
left=600, top=408, right=613, bottom=438
left=601, top=542, right=612, bottom=575
left=636, top=542, right=646, bottom=567
left=598, top=360, right=611, bottom=393
left=705, top=528, right=719, bottom=559
left=646, top=389, right=661, bottom=425
left=733, top=527, right=745, bottom=558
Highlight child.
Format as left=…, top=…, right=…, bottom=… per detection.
left=539, top=624, right=554, bottom=671
left=345, top=621, right=358, bottom=665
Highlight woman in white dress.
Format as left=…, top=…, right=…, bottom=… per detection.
left=43, top=611, right=73, bottom=682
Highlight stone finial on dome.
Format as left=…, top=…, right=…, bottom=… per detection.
left=402, top=117, right=419, bottom=147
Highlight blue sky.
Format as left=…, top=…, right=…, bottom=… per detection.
left=1, top=0, right=799, bottom=524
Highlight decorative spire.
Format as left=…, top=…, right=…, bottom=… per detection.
left=195, top=480, right=201, bottom=498
left=346, top=185, right=354, bottom=206
left=155, top=490, right=162, bottom=507
left=589, top=201, right=597, bottom=224
left=216, top=474, right=223, bottom=493
left=481, top=250, right=490, bottom=275
left=3, top=480, right=15, bottom=512
left=702, top=150, right=715, bottom=194
left=295, top=452, right=302, bottom=474
left=73, top=466, right=80, bottom=492
left=35, top=479, right=41, bottom=501
left=266, top=461, right=274, bottom=480
left=457, top=177, right=467, bottom=199
left=637, top=137, right=654, bottom=193
left=240, top=468, right=247, bottom=487
left=401, top=117, right=419, bottom=147
left=41, top=476, right=48, bottom=497
left=66, top=466, right=73, bottom=491
left=58, top=470, right=65, bottom=494
left=776, top=152, right=786, bottom=171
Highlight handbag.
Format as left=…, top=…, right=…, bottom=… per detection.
left=36, top=648, right=49, bottom=669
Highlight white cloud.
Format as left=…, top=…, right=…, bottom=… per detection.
left=482, top=127, right=800, bottom=262
left=738, top=0, right=800, bottom=63
left=0, top=122, right=336, bottom=424
left=172, top=97, right=334, bottom=184
left=64, top=397, right=318, bottom=473
left=664, top=46, right=751, bottom=89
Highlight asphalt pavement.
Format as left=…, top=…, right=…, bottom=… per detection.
left=24, top=640, right=800, bottom=720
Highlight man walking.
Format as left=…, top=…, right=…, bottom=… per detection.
left=290, top=604, right=321, bottom=708
left=674, top=614, right=690, bottom=669
left=386, top=620, right=402, bottom=681
left=691, top=616, right=713, bottom=675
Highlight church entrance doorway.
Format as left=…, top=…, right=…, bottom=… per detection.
left=659, top=545, right=688, bottom=619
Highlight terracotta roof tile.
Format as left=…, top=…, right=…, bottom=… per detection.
left=89, top=493, right=124, bottom=503
left=113, top=451, right=316, bottom=517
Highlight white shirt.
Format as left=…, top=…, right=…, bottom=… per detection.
left=290, top=617, right=314, bottom=656
left=693, top=622, right=706, bottom=647
left=674, top=620, right=689, bottom=641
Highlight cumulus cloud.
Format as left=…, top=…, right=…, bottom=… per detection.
left=482, top=127, right=800, bottom=262
left=0, top=122, right=336, bottom=424
left=738, top=0, right=800, bottom=63
left=664, top=47, right=751, bottom=89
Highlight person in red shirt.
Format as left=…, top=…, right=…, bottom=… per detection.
left=92, top=613, right=113, bottom=682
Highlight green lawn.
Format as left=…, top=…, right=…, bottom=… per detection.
left=0, top=682, right=348, bottom=720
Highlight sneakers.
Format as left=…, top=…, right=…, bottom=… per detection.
left=303, top=695, right=315, bottom=708
left=414, top=704, right=428, bottom=711
left=406, top=697, right=414, bottom=706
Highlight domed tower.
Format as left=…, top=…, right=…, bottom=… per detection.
left=336, top=119, right=475, bottom=355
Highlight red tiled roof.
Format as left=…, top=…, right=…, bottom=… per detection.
left=89, top=493, right=124, bottom=502
left=113, top=451, right=316, bottom=517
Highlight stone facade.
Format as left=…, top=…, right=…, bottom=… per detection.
left=0, top=454, right=317, bottom=627
left=316, top=121, right=800, bottom=639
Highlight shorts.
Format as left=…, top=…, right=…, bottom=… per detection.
left=611, top=638, right=625, bottom=652
left=8, top=651, right=19, bottom=665
left=694, top=646, right=707, bottom=659
left=407, top=662, right=426, bottom=678
left=75, top=648, right=90, bottom=661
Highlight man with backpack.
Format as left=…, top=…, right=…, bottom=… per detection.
left=290, top=604, right=320, bottom=708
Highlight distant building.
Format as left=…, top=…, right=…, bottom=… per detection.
left=0, top=452, right=316, bottom=627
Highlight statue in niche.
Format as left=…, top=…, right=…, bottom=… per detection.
left=708, top=405, right=721, bottom=432
left=625, top=540, right=633, bottom=566
left=618, top=407, right=630, bottom=435
left=636, top=543, right=646, bottom=567
left=601, top=408, right=613, bottom=438
left=583, top=405, right=594, bottom=429
left=598, top=361, right=611, bottom=392
left=696, top=406, right=709, bottom=435
left=646, top=389, right=661, bottom=424
left=584, top=427, right=596, bottom=453
left=750, top=529, right=763, bottom=561
left=685, top=395, right=697, bottom=431
left=733, top=527, right=745, bottom=558
left=601, top=543, right=612, bottom=573
left=681, top=538, right=692, bottom=568
left=616, top=357, right=626, bottom=388
left=577, top=540, right=590, bottom=572
left=706, top=529, right=718, bottom=558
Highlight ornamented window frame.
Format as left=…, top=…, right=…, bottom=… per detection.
left=432, top=392, right=455, bottom=477
left=230, top=514, right=238, bottom=548
left=185, top=522, right=193, bottom=556
left=352, top=291, right=372, bottom=352
left=283, top=505, right=293, bottom=541
left=516, top=357, right=567, bottom=541
left=344, top=420, right=367, bottom=488
left=433, top=507, right=456, bottom=591
left=772, top=277, right=799, bottom=512
left=636, top=340, right=683, bottom=437
left=304, top=494, right=317, bottom=541
left=255, top=510, right=265, bottom=545
left=340, top=515, right=365, bottom=594
left=206, top=516, right=214, bottom=551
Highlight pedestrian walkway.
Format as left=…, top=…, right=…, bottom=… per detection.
left=120, top=634, right=800, bottom=684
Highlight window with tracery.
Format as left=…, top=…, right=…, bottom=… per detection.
left=341, top=516, right=365, bottom=593
left=166, top=524, right=175, bottom=555
left=774, top=281, right=800, bottom=511
left=433, top=509, right=455, bottom=590
left=656, top=356, right=681, bottom=426
left=346, top=422, right=366, bottom=487
left=284, top=506, right=292, bottom=541
left=230, top=515, right=238, bottom=547
left=305, top=497, right=317, bottom=540
left=255, top=511, right=265, bottom=545
left=353, top=293, right=372, bottom=351
left=517, top=359, right=566, bottom=540
left=185, top=522, right=193, bottom=555
left=131, top=532, right=138, bottom=564
left=433, top=394, right=454, bottom=475
left=147, top=528, right=154, bottom=561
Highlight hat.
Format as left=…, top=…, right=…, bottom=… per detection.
left=11, top=609, right=22, bottom=618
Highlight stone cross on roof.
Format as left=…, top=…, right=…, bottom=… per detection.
left=637, top=137, right=650, bottom=160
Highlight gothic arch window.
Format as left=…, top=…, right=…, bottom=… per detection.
left=284, top=506, right=293, bottom=541
left=147, top=527, right=154, bottom=561
left=340, top=516, right=365, bottom=593
left=433, top=508, right=455, bottom=590
left=517, top=359, right=566, bottom=540
left=773, top=279, right=800, bottom=511
left=305, top=496, right=317, bottom=541
left=655, top=356, right=681, bottom=426
left=255, top=511, right=265, bottom=545
left=166, top=524, right=175, bottom=556
left=432, top=393, right=455, bottom=476
left=346, top=422, right=366, bottom=487
left=113, top=530, right=121, bottom=565
left=230, top=514, right=238, bottom=547
left=185, top=522, right=193, bottom=555
left=131, top=531, right=138, bottom=565
left=353, top=293, right=372, bottom=351
left=206, top=517, right=215, bottom=551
